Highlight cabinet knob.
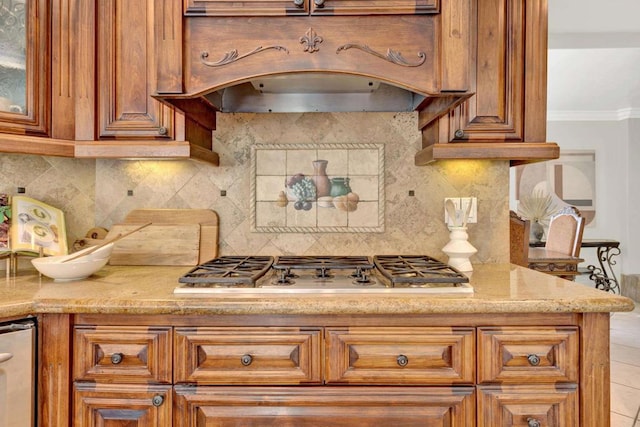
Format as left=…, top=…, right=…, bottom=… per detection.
left=152, top=395, right=164, bottom=407
left=527, top=418, right=541, bottom=427
left=314, top=0, right=325, bottom=7
left=158, top=126, right=168, bottom=135
left=396, top=354, right=409, bottom=367
left=293, top=0, right=304, bottom=7
left=454, top=129, right=465, bottom=139
left=241, top=354, right=253, bottom=366
left=110, top=352, right=124, bottom=365
left=527, top=354, right=540, bottom=366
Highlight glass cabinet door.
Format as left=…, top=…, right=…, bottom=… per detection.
left=0, top=0, right=47, bottom=134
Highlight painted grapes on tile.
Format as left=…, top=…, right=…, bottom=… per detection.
left=251, top=143, right=384, bottom=232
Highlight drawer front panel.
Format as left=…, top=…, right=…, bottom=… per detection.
left=174, top=327, right=322, bottom=384
left=73, top=326, right=172, bottom=384
left=478, top=385, right=579, bottom=426
left=326, top=327, right=475, bottom=384
left=174, top=386, right=475, bottom=427
left=478, top=326, right=579, bottom=383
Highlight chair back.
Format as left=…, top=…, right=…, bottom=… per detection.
left=545, top=206, right=585, bottom=257
left=509, top=210, right=530, bottom=267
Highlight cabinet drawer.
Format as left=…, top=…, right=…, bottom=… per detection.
left=326, top=327, right=475, bottom=384
left=74, top=383, right=172, bottom=427
left=478, top=385, right=578, bottom=426
left=73, top=326, right=172, bottom=384
left=478, top=327, right=579, bottom=383
left=174, top=386, right=475, bottom=427
left=174, top=327, right=322, bottom=384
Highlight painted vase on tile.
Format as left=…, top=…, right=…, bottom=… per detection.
left=442, top=226, right=477, bottom=272
left=330, top=177, right=351, bottom=198
left=312, top=160, right=331, bottom=198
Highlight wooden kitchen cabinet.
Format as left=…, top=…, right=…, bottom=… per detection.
left=44, top=312, right=602, bottom=426
left=415, top=0, right=558, bottom=164
left=0, top=0, right=218, bottom=164
left=74, top=383, right=172, bottom=427
left=91, top=0, right=176, bottom=140
left=0, top=0, right=48, bottom=137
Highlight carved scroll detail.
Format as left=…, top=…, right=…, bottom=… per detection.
left=336, top=44, right=426, bottom=67
left=300, top=28, right=323, bottom=53
left=200, top=46, right=289, bottom=67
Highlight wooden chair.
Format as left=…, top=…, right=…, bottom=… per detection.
left=509, top=210, right=530, bottom=267
left=545, top=206, right=585, bottom=257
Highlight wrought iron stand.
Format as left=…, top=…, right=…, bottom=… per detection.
left=530, top=239, right=621, bottom=294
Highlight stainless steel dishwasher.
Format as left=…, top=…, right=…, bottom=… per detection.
left=0, top=318, right=36, bottom=427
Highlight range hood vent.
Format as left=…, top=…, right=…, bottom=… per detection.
left=204, top=74, right=427, bottom=113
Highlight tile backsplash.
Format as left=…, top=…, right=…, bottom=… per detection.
left=1, top=112, right=509, bottom=263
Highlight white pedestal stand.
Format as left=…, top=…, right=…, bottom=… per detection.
left=442, top=226, right=477, bottom=272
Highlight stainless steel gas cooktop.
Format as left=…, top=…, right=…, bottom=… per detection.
left=174, top=255, right=473, bottom=294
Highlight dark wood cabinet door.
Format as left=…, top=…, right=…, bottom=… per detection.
left=96, top=0, right=175, bottom=139
left=74, top=383, right=172, bottom=427
left=0, top=0, right=48, bottom=136
left=438, top=0, right=548, bottom=144
left=174, top=386, right=475, bottom=426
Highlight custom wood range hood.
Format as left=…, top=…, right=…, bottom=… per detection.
left=153, top=0, right=559, bottom=165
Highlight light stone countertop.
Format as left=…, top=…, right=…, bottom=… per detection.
left=0, top=264, right=634, bottom=318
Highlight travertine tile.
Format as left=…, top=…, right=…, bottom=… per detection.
left=3, top=112, right=512, bottom=260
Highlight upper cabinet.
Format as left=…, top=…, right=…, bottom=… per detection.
left=0, top=0, right=555, bottom=164
left=0, top=0, right=218, bottom=164
left=0, top=0, right=48, bottom=136
left=415, top=0, right=558, bottom=164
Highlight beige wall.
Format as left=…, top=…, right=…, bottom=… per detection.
left=2, top=112, right=510, bottom=263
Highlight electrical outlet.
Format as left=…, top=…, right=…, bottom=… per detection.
left=444, top=197, right=478, bottom=225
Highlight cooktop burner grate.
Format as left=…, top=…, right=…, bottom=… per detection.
left=373, top=255, right=469, bottom=286
left=178, top=256, right=274, bottom=286
left=273, top=256, right=374, bottom=271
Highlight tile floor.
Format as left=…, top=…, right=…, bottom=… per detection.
left=611, top=300, right=640, bottom=426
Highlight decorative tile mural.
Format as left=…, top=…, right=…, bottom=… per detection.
left=251, top=143, right=384, bottom=232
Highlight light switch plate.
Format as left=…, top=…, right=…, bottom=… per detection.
left=444, top=197, right=477, bottom=225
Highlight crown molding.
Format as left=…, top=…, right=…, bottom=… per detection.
left=547, top=108, right=640, bottom=121
left=549, top=32, right=640, bottom=49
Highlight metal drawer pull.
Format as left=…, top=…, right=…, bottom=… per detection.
left=0, top=353, right=13, bottom=364
left=527, top=418, right=541, bottom=427
left=396, top=354, right=409, bottom=367
left=110, top=352, right=124, bottom=365
left=314, top=0, right=325, bottom=7
left=152, top=395, right=164, bottom=407
left=241, top=354, right=253, bottom=366
left=527, top=354, right=540, bottom=366
left=293, top=0, right=304, bottom=6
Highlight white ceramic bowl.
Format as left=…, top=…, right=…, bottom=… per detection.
left=31, top=252, right=111, bottom=281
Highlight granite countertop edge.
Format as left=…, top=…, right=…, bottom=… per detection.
left=1, top=264, right=635, bottom=318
